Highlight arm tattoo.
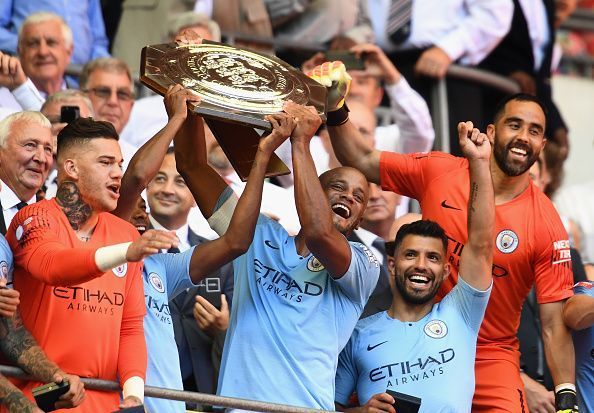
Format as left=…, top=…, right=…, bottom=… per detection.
left=56, top=181, right=92, bottom=231
left=469, top=182, right=479, bottom=217
left=1, top=382, right=37, bottom=412
left=0, top=312, right=59, bottom=383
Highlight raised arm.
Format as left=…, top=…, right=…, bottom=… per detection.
left=173, top=112, right=229, bottom=221
left=113, top=84, right=200, bottom=221
left=457, top=121, right=494, bottom=291
left=284, top=102, right=355, bottom=278
left=309, top=62, right=381, bottom=183
left=186, top=114, right=295, bottom=281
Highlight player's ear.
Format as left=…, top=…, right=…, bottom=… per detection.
left=486, top=124, right=495, bottom=145
left=63, top=159, right=79, bottom=180
left=442, top=262, right=451, bottom=280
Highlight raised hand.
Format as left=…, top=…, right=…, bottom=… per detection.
left=458, top=121, right=491, bottom=162
left=306, top=61, right=352, bottom=111
left=0, top=51, right=26, bottom=90
left=164, top=84, right=201, bottom=121
left=350, top=43, right=401, bottom=84
left=125, top=229, right=179, bottom=262
left=282, top=102, right=322, bottom=143
left=260, top=113, right=296, bottom=155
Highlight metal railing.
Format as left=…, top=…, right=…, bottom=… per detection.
left=0, top=365, right=336, bottom=413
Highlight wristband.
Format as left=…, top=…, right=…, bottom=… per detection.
left=326, top=102, right=350, bottom=127
left=555, top=383, right=578, bottom=412
left=123, top=376, right=144, bottom=402
left=95, top=242, right=131, bottom=272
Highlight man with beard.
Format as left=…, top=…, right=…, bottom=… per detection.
left=318, top=70, right=577, bottom=413
left=335, top=121, right=494, bottom=412
left=172, top=93, right=380, bottom=409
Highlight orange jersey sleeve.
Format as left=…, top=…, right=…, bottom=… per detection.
left=379, top=151, right=468, bottom=200
left=117, top=264, right=147, bottom=383
left=531, top=197, right=574, bottom=304
left=6, top=201, right=103, bottom=286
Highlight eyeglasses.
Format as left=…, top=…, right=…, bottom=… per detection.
left=84, top=87, right=135, bottom=102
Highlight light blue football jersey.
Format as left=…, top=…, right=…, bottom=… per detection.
left=336, top=276, right=491, bottom=413
left=572, top=281, right=594, bottom=413
left=0, top=235, right=13, bottom=285
left=217, top=215, right=380, bottom=410
left=143, top=248, right=194, bottom=413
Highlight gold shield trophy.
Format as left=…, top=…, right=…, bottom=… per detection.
left=140, top=41, right=327, bottom=180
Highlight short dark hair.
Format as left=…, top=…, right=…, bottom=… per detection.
left=57, top=117, right=119, bottom=158
left=393, top=220, right=448, bottom=256
left=493, top=93, right=548, bottom=126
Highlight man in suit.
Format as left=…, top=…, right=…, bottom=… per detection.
left=146, top=147, right=234, bottom=406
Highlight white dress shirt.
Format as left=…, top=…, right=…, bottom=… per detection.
left=518, top=0, right=550, bottom=70
left=0, top=181, right=35, bottom=229
left=368, top=0, right=514, bottom=65
left=148, top=214, right=192, bottom=252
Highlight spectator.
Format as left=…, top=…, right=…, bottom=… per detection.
left=0, top=12, right=74, bottom=111
left=5, top=118, right=179, bottom=412
left=367, top=0, right=514, bottom=155
left=0, top=0, right=109, bottom=66
left=40, top=89, right=95, bottom=199
left=78, top=57, right=137, bottom=166
left=0, top=111, right=53, bottom=234
left=319, top=62, right=577, bottom=412
left=336, top=121, right=494, bottom=412
left=171, top=67, right=379, bottom=408
left=563, top=280, right=594, bottom=412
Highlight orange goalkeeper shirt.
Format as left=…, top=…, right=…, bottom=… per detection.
left=380, top=151, right=573, bottom=364
left=6, top=199, right=146, bottom=413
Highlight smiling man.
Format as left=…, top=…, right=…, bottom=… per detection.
left=0, top=111, right=53, bottom=234
left=335, top=121, right=493, bottom=413
left=171, top=91, right=380, bottom=410
left=0, top=12, right=74, bottom=111
left=322, top=75, right=578, bottom=411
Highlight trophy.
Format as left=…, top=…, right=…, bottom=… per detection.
left=140, top=41, right=328, bottom=180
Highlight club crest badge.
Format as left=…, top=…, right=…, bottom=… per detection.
left=424, top=320, right=448, bottom=339
left=496, top=230, right=519, bottom=254
left=112, top=263, right=128, bottom=278
left=307, top=256, right=325, bottom=272
left=0, top=261, right=8, bottom=280
left=149, top=272, right=165, bottom=293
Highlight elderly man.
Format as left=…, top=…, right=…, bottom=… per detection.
left=0, top=0, right=109, bottom=66
left=78, top=57, right=137, bottom=169
left=0, top=12, right=73, bottom=111
left=0, top=111, right=53, bottom=233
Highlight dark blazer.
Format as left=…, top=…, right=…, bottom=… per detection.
left=168, top=229, right=234, bottom=396
left=347, top=232, right=392, bottom=319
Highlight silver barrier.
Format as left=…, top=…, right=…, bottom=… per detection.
left=0, top=365, right=336, bottom=413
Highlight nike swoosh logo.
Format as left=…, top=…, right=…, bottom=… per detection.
left=264, top=240, right=279, bottom=250
left=440, top=200, right=462, bottom=211
left=367, top=341, right=388, bottom=351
